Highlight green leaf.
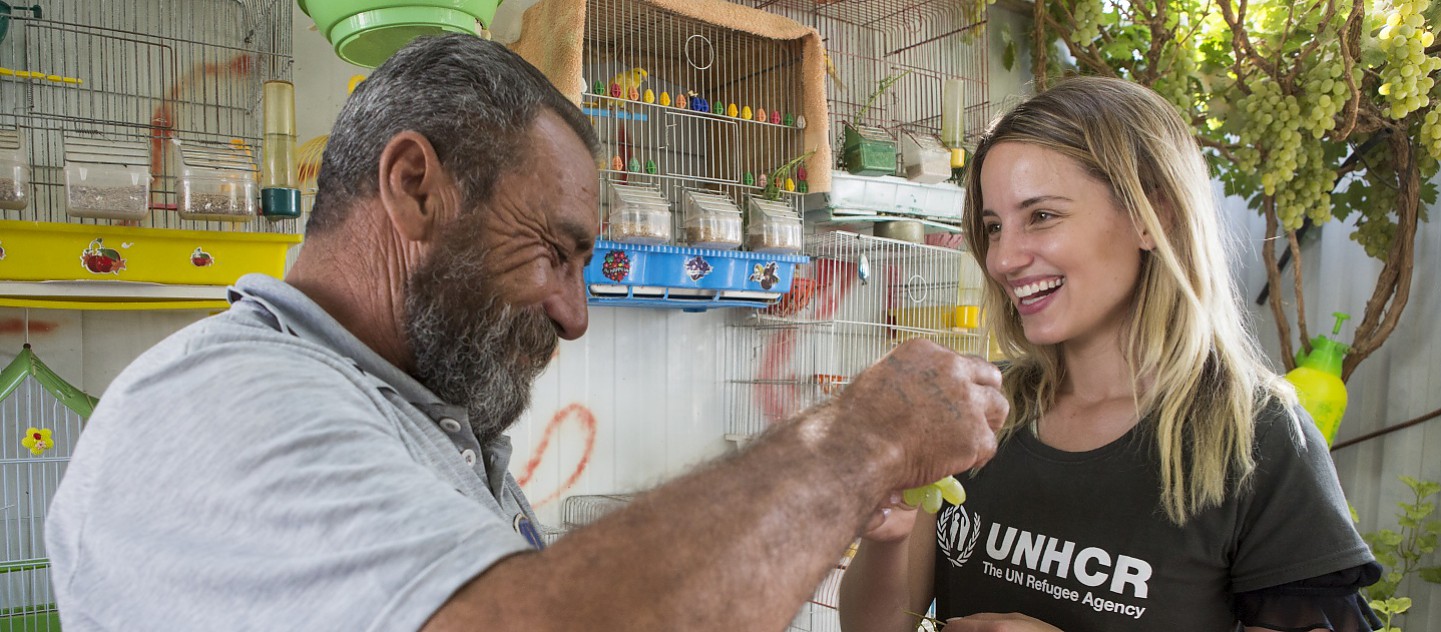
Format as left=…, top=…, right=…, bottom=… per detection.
left=1418, top=566, right=1441, bottom=584
left=1001, top=27, right=1016, bottom=72
left=1415, top=480, right=1441, bottom=498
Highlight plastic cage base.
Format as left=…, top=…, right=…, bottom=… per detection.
left=584, top=240, right=807, bottom=312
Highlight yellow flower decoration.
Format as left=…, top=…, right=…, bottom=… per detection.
left=21, top=427, right=53, bottom=456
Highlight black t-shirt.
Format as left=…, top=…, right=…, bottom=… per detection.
left=933, top=403, right=1374, bottom=631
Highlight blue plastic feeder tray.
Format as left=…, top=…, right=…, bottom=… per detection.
left=585, top=240, right=808, bottom=312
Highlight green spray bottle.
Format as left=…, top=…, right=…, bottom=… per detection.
left=1284, top=312, right=1350, bottom=445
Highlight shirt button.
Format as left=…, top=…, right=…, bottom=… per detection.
left=439, top=418, right=463, bottom=433
left=461, top=449, right=477, bottom=466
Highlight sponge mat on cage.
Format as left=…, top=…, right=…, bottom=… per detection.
left=509, top=0, right=831, bottom=193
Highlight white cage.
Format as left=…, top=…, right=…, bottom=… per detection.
left=725, top=231, right=986, bottom=438
left=0, top=345, right=95, bottom=631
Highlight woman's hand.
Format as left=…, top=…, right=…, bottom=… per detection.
left=859, top=492, right=922, bottom=542
left=942, top=613, right=1064, bottom=631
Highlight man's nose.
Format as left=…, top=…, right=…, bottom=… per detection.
left=543, top=275, right=589, bottom=340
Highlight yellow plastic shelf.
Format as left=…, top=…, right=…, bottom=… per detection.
left=0, top=220, right=300, bottom=310
left=0, top=220, right=299, bottom=284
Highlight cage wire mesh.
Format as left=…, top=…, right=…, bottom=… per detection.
left=727, top=231, right=985, bottom=632
left=1, top=375, right=87, bottom=630
left=736, top=0, right=991, bottom=155
left=582, top=0, right=808, bottom=251
left=0, top=0, right=297, bottom=233
left=725, top=231, right=986, bottom=438
left=539, top=494, right=635, bottom=545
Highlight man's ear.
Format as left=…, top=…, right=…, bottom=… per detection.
left=376, top=131, right=457, bottom=242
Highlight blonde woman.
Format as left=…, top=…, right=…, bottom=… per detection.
left=838, top=77, right=1379, bottom=632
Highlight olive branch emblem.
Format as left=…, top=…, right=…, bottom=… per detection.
left=937, top=505, right=980, bottom=568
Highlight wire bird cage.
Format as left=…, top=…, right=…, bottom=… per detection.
left=0, top=0, right=296, bottom=233
left=738, top=0, right=991, bottom=157
left=578, top=0, right=810, bottom=251
left=0, top=345, right=95, bottom=631
left=539, top=493, right=635, bottom=545
left=724, top=231, right=986, bottom=438
left=727, top=231, right=983, bottom=632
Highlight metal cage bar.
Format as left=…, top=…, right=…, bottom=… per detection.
left=0, top=0, right=297, bottom=233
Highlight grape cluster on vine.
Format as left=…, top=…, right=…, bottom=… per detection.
left=1351, top=152, right=1401, bottom=257
left=1068, top=0, right=1104, bottom=45
left=1156, top=38, right=1199, bottom=112
left=1377, top=0, right=1441, bottom=119
left=1423, top=108, right=1441, bottom=159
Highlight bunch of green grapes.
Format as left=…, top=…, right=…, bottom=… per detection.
left=1155, top=39, right=1199, bottom=112
left=1377, top=0, right=1441, bottom=119
left=1353, top=212, right=1398, bottom=258
left=1236, top=82, right=1306, bottom=198
left=903, top=475, right=966, bottom=514
left=1299, top=52, right=1350, bottom=139
left=1272, top=139, right=1333, bottom=230
left=1423, top=107, right=1441, bottom=160
left=1351, top=155, right=1400, bottom=258
left=1068, top=0, right=1104, bottom=45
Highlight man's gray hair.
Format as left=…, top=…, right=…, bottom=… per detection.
left=307, top=34, right=601, bottom=234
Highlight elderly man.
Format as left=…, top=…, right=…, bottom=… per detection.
left=47, top=35, right=1006, bottom=631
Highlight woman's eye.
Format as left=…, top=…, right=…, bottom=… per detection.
left=1032, top=211, right=1055, bottom=223
left=984, top=223, right=1001, bottom=237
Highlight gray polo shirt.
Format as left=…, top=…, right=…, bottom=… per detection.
left=46, top=274, right=540, bottom=631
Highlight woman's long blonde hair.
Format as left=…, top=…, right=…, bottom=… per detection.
left=962, top=76, right=1298, bottom=525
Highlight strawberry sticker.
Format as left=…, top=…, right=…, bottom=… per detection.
left=190, top=247, right=214, bottom=267
left=601, top=250, right=631, bottom=282
left=21, top=427, right=53, bottom=456
left=80, top=238, right=126, bottom=275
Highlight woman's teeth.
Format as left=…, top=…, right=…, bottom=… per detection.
left=1015, top=278, right=1064, bottom=302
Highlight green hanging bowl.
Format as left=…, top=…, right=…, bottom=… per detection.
left=298, top=0, right=501, bottom=69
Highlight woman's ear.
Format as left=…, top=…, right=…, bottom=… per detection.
left=1139, top=195, right=1175, bottom=252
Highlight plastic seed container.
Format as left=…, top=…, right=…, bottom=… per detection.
left=607, top=182, right=673, bottom=245
left=682, top=190, right=743, bottom=250
left=64, top=134, right=151, bottom=220
left=175, top=139, right=259, bottom=222
left=0, top=127, right=29, bottom=211
left=745, top=197, right=803, bottom=254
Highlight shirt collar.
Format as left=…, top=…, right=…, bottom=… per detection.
left=226, top=274, right=514, bottom=473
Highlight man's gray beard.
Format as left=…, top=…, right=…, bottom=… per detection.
left=404, top=240, right=558, bottom=446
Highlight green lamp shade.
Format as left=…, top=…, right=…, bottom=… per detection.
left=299, top=0, right=502, bottom=68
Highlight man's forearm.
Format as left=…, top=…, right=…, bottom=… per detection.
left=429, top=402, right=898, bottom=631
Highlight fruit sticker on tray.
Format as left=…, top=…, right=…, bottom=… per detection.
left=80, top=238, right=126, bottom=275
left=684, top=255, right=712, bottom=281
left=601, top=250, right=631, bottom=282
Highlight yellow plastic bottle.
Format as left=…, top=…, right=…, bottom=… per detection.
left=1285, top=312, right=1350, bottom=445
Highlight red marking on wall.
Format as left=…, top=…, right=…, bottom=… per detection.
left=754, top=258, right=858, bottom=424
left=0, top=318, right=59, bottom=335
left=756, top=328, right=797, bottom=423
left=150, top=55, right=256, bottom=177
left=517, top=403, right=597, bottom=508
